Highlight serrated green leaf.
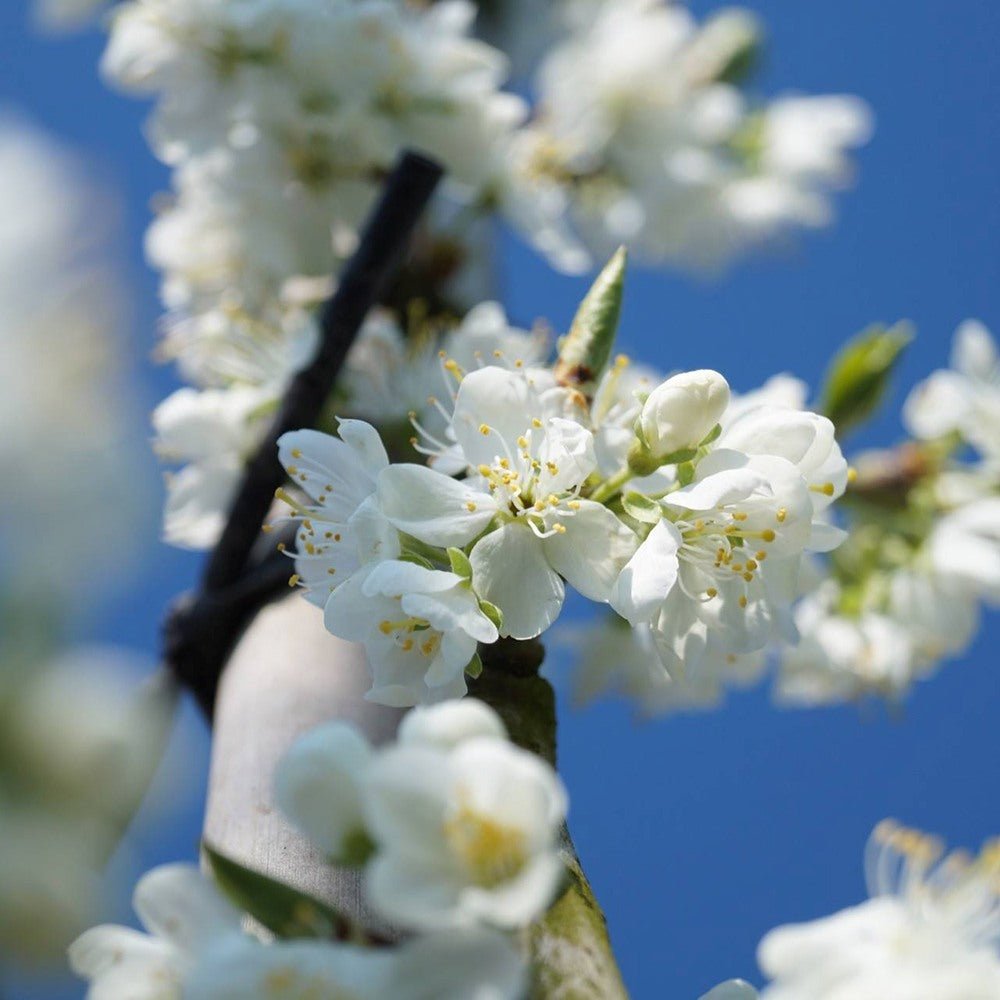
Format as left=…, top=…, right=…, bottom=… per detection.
left=466, top=651, right=484, bottom=679
left=447, top=547, right=473, bottom=580
left=819, top=322, right=913, bottom=435
left=479, top=599, right=504, bottom=631
left=555, top=247, right=627, bottom=393
left=622, top=491, right=662, bottom=524
left=203, top=843, right=349, bottom=940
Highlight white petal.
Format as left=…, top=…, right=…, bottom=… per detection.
left=470, top=523, right=565, bottom=639
left=451, top=367, right=541, bottom=469
left=610, top=520, right=682, bottom=626
left=402, top=587, right=500, bottom=645
left=399, top=700, right=508, bottom=750
left=274, top=723, right=372, bottom=860
left=363, top=560, right=464, bottom=598
left=133, top=865, right=241, bottom=952
left=542, top=501, right=638, bottom=602
left=378, top=464, right=496, bottom=546
left=336, top=418, right=390, bottom=475
left=536, top=417, right=597, bottom=494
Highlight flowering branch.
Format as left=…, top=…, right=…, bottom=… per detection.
left=165, top=151, right=444, bottom=716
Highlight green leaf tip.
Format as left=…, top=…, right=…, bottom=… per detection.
left=555, top=246, right=627, bottom=394
left=203, top=842, right=351, bottom=940
left=820, top=321, right=913, bottom=435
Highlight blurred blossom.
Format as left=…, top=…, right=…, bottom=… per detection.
left=0, top=114, right=149, bottom=604
left=0, top=645, right=175, bottom=966
left=758, top=821, right=1000, bottom=999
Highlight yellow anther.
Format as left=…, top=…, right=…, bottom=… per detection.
left=732, top=512, right=748, bottom=522
left=743, top=572, right=754, bottom=583
left=466, top=501, right=478, bottom=512
left=291, top=448, right=302, bottom=459
left=286, top=465, right=299, bottom=476
left=334, top=533, right=341, bottom=542
left=745, top=559, right=758, bottom=571
left=517, top=436, right=529, bottom=449
left=288, top=575, right=300, bottom=588
left=694, top=520, right=705, bottom=531
left=262, top=524, right=274, bottom=534
left=847, top=466, right=858, bottom=483
left=706, top=587, right=718, bottom=598
left=401, top=638, right=414, bottom=652
left=478, top=464, right=493, bottom=477
left=739, top=595, right=748, bottom=608
left=499, top=458, right=511, bottom=470
left=811, top=482, right=836, bottom=497
left=614, top=354, right=630, bottom=369
left=305, top=542, right=316, bottom=555
left=568, top=500, right=581, bottom=510
left=776, top=508, right=787, bottom=523
left=327, top=568, right=336, bottom=576
left=532, top=418, right=543, bottom=428
left=755, top=550, right=767, bottom=561
left=731, top=563, right=743, bottom=573
left=761, top=529, right=776, bottom=542
left=479, top=423, right=491, bottom=435
left=546, top=461, right=559, bottom=475
left=493, top=349, right=503, bottom=358
left=534, top=500, right=547, bottom=511
left=553, top=523, right=567, bottom=534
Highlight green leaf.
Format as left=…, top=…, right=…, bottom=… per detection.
left=478, top=599, right=504, bottom=631
left=622, top=491, right=662, bottom=524
left=203, top=843, right=350, bottom=940
left=466, top=651, right=484, bottom=680
left=819, top=322, right=913, bottom=435
left=555, top=247, right=627, bottom=393
left=447, top=547, right=473, bottom=580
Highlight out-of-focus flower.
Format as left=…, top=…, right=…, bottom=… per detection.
left=758, top=820, right=1000, bottom=999
left=0, top=115, right=148, bottom=599
left=277, top=700, right=568, bottom=932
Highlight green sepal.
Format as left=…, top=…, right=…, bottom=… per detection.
left=447, top=547, right=473, bottom=580
left=555, top=247, right=627, bottom=393
left=479, top=599, right=504, bottom=631
left=622, top=491, right=662, bottom=525
left=699, top=423, right=722, bottom=447
left=819, top=322, right=913, bottom=435
left=203, top=842, right=351, bottom=940
left=339, top=828, right=377, bottom=868
left=466, top=651, right=484, bottom=680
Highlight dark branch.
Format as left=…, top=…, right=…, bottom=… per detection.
left=203, top=151, right=444, bottom=593
left=165, top=151, right=444, bottom=717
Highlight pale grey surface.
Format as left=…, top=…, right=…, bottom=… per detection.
left=203, top=596, right=403, bottom=932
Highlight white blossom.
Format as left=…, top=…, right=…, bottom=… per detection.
left=71, top=862, right=526, bottom=999
left=324, top=560, right=499, bottom=707
left=510, top=0, right=872, bottom=271
left=758, top=820, right=1000, bottom=999
left=904, top=320, right=1000, bottom=461
left=364, top=724, right=568, bottom=930
left=380, top=365, right=638, bottom=638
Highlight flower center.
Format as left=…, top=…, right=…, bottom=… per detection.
left=444, top=802, right=529, bottom=888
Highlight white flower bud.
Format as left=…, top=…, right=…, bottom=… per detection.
left=639, top=370, right=731, bottom=459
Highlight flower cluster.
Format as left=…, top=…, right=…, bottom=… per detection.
left=509, top=0, right=873, bottom=271
left=757, top=820, right=1000, bottom=998
left=277, top=699, right=567, bottom=931
left=777, top=321, right=1000, bottom=706
left=275, top=288, right=847, bottom=706
left=85, top=0, right=870, bottom=548
left=71, top=865, right=525, bottom=999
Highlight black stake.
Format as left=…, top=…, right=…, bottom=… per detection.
left=165, top=150, right=444, bottom=717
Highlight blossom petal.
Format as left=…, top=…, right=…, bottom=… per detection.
left=470, top=523, right=565, bottom=639
left=542, top=501, right=637, bottom=602
left=611, top=520, right=682, bottom=626
left=378, top=464, right=496, bottom=546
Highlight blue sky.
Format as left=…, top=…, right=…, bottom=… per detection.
left=2, top=2, right=998, bottom=997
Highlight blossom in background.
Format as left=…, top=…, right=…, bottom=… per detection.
left=758, top=820, right=1000, bottom=999
left=71, top=861, right=527, bottom=999
left=0, top=114, right=149, bottom=596
left=33, top=0, right=109, bottom=30
left=277, top=700, right=568, bottom=932
left=510, top=0, right=872, bottom=271
left=101, top=0, right=525, bottom=377
left=904, top=320, right=1000, bottom=463
left=0, top=646, right=172, bottom=965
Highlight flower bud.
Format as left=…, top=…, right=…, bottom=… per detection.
left=639, top=369, right=730, bottom=460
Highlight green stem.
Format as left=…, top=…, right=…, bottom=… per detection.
left=590, top=467, right=634, bottom=506
left=474, top=641, right=630, bottom=1000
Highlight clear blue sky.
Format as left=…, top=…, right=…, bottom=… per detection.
left=3, top=2, right=998, bottom=997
